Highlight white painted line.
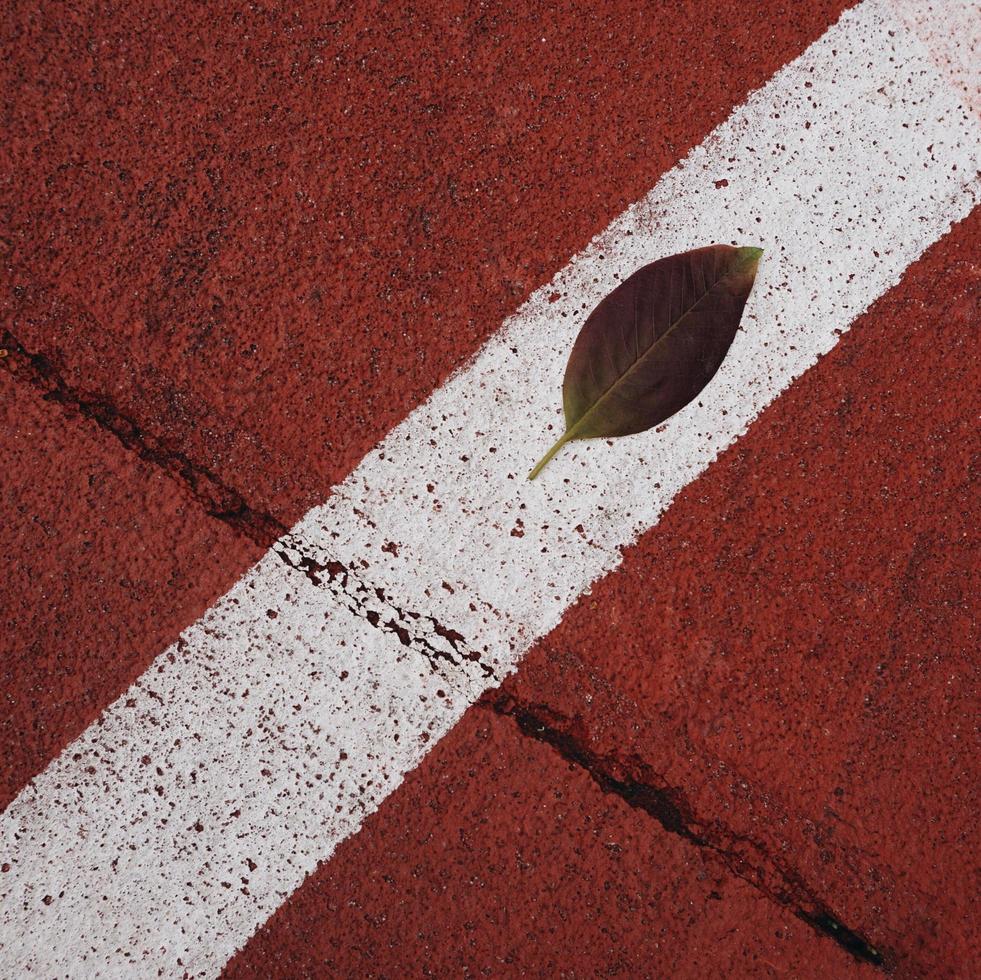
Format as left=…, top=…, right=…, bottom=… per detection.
left=890, top=0, right=981, bottom=118
left=2, top=2, right=979, bottom=977
left=309, top=0, right=981, bottom=671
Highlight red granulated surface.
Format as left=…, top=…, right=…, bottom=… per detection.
left=491, top=214, right=981, bottom=974
left=0, top=0, right=852, bottom=803
left=224, top=706, right=878, bottom=980
left=6, top=2, right=974, bottom=975
left=2, top=0, right=852, bottom=521
left=223, top=213, right=980, bottom=977
left=0, top=372, right=262, bottom=809
left=0, top=0, right=847, bottom=524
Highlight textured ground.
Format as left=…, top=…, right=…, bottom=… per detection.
left=1, top=0, right=978, bottom=977
left=225, top=206, right=980, bottom=980
left=0, top=0, right=854, bottom=809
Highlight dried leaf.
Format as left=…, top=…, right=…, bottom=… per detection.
left=528, top=244, right=762, bottom=479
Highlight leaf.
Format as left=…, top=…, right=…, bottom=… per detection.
left=528, top=244, right=762, bottom=480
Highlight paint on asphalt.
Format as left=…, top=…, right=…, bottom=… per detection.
left=0, top=0, right=855, bottom=804
left=1, top=2, right=978, bottom=975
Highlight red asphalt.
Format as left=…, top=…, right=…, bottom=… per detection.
left=225, top=706, right=879, bottom=980
left=1, top=0, right=852, bottom=808
left=2, top=0, right=976, bottom=976
left=0, top=371, right=262, bottom=808
left=225, top=213, right=981, bottom=977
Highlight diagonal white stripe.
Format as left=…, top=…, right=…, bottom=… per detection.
left=2, top=2, right=979, bottom=976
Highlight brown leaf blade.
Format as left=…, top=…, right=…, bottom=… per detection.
left=528, top=244, right=762, bottom=479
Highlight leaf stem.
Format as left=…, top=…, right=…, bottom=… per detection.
left=528, top=432, right=571, bottom=480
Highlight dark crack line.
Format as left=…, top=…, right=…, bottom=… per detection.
left=0, top=330, right=496, bottom=683
left=0, top=328, right=286, bottom=548
left=5, top=329, right=882, bottom=963
left=482, top=690, right=888, bottom=971
left=274, top=540, right=499, bottom=683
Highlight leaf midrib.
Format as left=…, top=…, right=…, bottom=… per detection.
left=566, top=259, right=742, bottom=439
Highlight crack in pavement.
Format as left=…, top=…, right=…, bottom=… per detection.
left=0, top=328, right=287, bottom=548
left=0, top=330, right=888, bottom=969
left=274, top=535, right=499, bottom=684
left=0, top=329, right=499, bottom=684
left=481, top=690, right=888, bottom=971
